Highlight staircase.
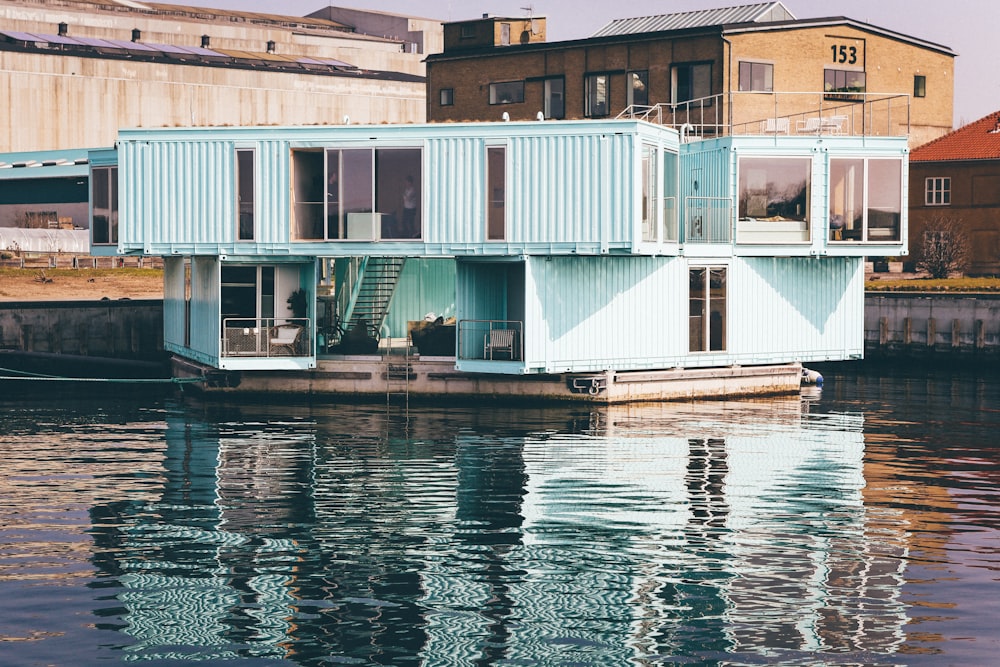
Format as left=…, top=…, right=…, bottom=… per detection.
left=341, top=257, right=405, bottom=340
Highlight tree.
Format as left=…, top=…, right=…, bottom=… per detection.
left=917, top=215, right=970, bottom=279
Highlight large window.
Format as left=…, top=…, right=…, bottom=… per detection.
left=91, top=166, right=118, bottom=245
left=824, top=69, right=866, bottom=98
left=628, top=70, right=649, bottom=107
left=738, top=61, right=773, bottom=92
left=585, top=73, right=609, bottom=117
left=689, top=267, right=726, bottom=353
left=641, top=144, right=657, bottom=242
left=544, top=77, right=565, bottom=119
left=738, top=157, right=810, bottom=222
left=672, top=62, right=712, bottom=104
left=489, top=81, right=524, bottom=105
left=829, top=158, right=902, bottom=242
left=236, top=148, right=254, bottom=241
left=291, top=147, right=422, bottom=241
left=925, top=177, right=950, bottom=205
left=486, top=146, right=506, bottom=241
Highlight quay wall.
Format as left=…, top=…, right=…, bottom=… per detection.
left=1, top=293, right=997, bottom=372
left=865, top=292, right=1000, bottom=362
left=0, top=300, right=163, bottom=361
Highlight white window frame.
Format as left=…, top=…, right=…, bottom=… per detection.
left=925, top=176, right=951, bottom=206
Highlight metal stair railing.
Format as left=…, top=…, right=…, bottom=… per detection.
left=341, top=257, right=405, bottom=340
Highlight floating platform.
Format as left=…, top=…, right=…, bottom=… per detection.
left=173, top=354, right=804, bottom=404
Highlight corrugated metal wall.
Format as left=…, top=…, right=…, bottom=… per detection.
left=163, top=256, right=185, bottom=349
left=118, top=122, right=663, bottom=252
left=383, top=258, right=457, bottom=338
left=731, top=256, right=864, bottom=361
left=190, top=256, right=220, bottom=359
left=524, top=255, right=688, bottom=372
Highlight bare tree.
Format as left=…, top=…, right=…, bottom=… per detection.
left=917, top=215, right=970, bottom=279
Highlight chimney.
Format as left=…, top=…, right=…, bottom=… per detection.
left=131, top=28, right=141, bottom=42
left=58, top=22, right=68, bottom=37
left=201, top=34, right=210, bottom=48
left=266, top=40, right=275, bottom=54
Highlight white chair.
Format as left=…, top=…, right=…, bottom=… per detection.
left=484, top=329, right=516, bottom=360
left=269, top=325, right=302, bottom=356
left=760, top=118, right=789, bottom=134
left=796, top=117, right=822, bottom=133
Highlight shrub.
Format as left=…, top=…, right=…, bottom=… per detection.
left=917, top=215, right=970, bottom=279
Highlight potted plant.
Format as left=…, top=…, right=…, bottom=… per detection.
left=287, top=288, right=307, bottom=320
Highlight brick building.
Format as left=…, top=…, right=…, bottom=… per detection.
left=426, top=2, right=954, bottom=148
left=909, top=111, right=1000, bottom=275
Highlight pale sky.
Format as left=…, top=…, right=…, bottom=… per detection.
left=180, top=0, right=995, bottom=129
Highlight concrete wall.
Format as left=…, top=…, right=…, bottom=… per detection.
left=0, top=299, right=163, bottom=360
left=865, top=292, right=1000, bottom=361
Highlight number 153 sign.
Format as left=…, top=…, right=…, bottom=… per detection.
left=829, top=38, right=865, bottom=66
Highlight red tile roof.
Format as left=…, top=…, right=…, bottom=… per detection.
left=911, top=110, right=1000, bottom=162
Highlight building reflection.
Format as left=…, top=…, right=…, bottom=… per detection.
left=85, top=397, right=929, bottom=663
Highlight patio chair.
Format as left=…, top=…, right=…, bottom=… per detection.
left=269, top=324, right=302, bottom=356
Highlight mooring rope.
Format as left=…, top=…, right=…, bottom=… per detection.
left=0, top=366, right=205, bottom=384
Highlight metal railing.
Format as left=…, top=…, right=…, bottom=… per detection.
left=618, top=91, right=911, bottom=139
left=221, top=317, right=311, bottom=358
left=684, top=197, right=733, bottom=244
left=458, top=319, right=523, bottom=362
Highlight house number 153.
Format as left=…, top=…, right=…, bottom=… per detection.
left=831, top=44, right=858, bottom=64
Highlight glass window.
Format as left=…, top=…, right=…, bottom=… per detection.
left=544, top=77, right=564, bottom=119
left=738, top=61, right=773, bottom=92
left=689, top=267, right=726, bottom=353
left=824, top=69, right=866, bottom=97
left=489, top=81, right=524, bottom=105
left=500, top=22, right=511, bottom=46
left=672, top=62, right=712, bottom=104
left=585, top=73, right=609, bottom=117
left=293, top=147, right=422, bottom=241
left=439, top=88, right=454, bottom=106
left=914, top=75, right=927, bottom=98
left=829, top=158, right=902, bottom=242
left=460, top=24, right=475, bottom=39
left=236, top=149, right=254, bottom=241
left=91, top=166, right=118, bottom=245
left=738, top=157, right=811, bottom=222
left=628, top=70, right=649, bottom=107
left=641, top=144, right=657, bottom=242
left=925, top=177, right=951, bottom=206
left=486, top=146, right=506, bottom=241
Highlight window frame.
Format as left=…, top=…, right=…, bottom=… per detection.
left=925, top=176, right=951, bottom=206
left=486, top=144, right=507, bottom=241
left=627, top=70, right=649, bottom=107
left=584, top=72, right=610, bottom=117
left=236, top=148, right=255, bottom=242
left=914, top=74, right=927, bottom=98
left=90, top=165, right=118, bottom=246
left=290, top=145, right=423, bottom=242
left=738, top=61, right=774, bottom=92
left=488, top=80, right=525, bottom=105
left=688, top=265, right=727, bottom=353
left=828, top=156, right=904, bottom=243
left=439, top=88, right=454, bottom=106
left=543, top=76, right=565, bottom=119
left=671, top=61, right=713, bottom=105
left=824, top=68, right=866, bottom=99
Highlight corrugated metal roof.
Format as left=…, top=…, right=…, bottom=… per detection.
left=0, top=228, right=89, bottom=254
left=591, top=2, right=795, bottom=37
left=910, top=110, right=1000, bottom=162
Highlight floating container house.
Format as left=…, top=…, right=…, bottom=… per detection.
left=90, top=112, right=908, bottom=402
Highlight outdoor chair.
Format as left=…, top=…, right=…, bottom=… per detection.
left=269, top=324, right=302, bottom=356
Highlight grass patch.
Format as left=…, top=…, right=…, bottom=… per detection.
left=866, top=276, right=1000, bottom=292
left=0, top=267, right=162, bottom=279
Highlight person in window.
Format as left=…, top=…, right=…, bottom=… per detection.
left=401, top=175, right=418, bottom=238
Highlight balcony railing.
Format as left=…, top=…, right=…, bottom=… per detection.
left=222, top=317, right=311, bottom=358
left=458, top=319, right=523, bottom=362
left=684, top=197, right=733, bottom=244
left=618, top=91, right=911, bottom=140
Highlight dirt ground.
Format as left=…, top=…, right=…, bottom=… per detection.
left=0, top=268, right=164, bottom=302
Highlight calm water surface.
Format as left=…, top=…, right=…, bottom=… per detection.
left=1, top=368, right=999, bottom=666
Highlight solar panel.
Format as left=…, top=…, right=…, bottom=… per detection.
left=29, top=32, right=84, bottom=46
left=297, top=56, right=355, bottom=68
left=72, top=36, right=126, bottom=49
left=103, top=37, right=160, bottom=52
left=0, top=30, right=41, bottom=43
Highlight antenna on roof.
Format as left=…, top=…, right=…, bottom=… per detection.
left=521, top=5, right=534, bottom=18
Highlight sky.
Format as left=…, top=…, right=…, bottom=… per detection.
left=178, top=0, right=996, bottom=129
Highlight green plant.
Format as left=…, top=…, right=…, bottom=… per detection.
left=287, top=288, right=308, bottom=319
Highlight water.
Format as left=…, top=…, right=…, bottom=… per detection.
left=1, top=368, right=999, bottom=666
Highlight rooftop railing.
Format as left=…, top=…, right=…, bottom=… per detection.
left=618, top=91, right=910, bottom=140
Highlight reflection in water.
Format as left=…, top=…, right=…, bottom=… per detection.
left=1, top=370, right=999, bottom=665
